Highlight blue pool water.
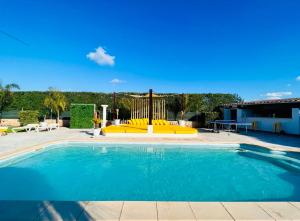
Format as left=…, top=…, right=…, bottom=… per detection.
left=1, top=143, right=300, bottom=201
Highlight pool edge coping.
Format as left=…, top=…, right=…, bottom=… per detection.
left=1, top=137, right=300, bottom=161
left=0, top=139, right=242, bottom=161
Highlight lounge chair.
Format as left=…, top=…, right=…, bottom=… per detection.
left=12, top=124, right=39, bottom=133
left=35, top=122, right=59, bottom=132
left=35, top=122, right=50, bottom=132
left=48, top=123, right=59, bottom=131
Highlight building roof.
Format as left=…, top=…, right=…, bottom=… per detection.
left=223, top=98, right=300, bottom=108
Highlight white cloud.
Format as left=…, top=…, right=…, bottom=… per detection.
left=110, top=78, right=125, bottom=84
left=296, top=76, right=300, bottom=81
left=86, top=47, right=115, bottom=66
left=265, top=91, right=292, bottom=100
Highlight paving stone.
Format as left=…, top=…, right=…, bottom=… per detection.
left=0, top=200, right=47, bottom=221
left=120, top=201, right=157, bottom=221
left=157, top=202, right=195, bottom=221
left=223, top=202, right=274, bottom=221
left=258, top=202, right=300, bottom=220
left=37, top=201, right=86, bottom=221
left=78, top=201, right=123, bottom=221
left=289, top=202, right=300, bottom=210
left=189, top=202, right=233, bottom=220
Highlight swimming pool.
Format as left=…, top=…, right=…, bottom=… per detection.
left=1, top=142, right=300, bottom=201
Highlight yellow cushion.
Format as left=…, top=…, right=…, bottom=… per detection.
left=138, top=119, right=144, bottom=125
left=159, top=120, right=166, bottom=125
left=175, top=130, right=197, bottom=134
left=103, top=124, right=197, bottom=134
left=163, top=120, right=170, bottom=125
left=125, top=127, right=147, bottom=133
left=102, top=126, right=126, bottom=133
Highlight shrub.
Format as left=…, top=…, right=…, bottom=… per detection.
left=70, top=104, right=95, bottom=128
left=19, top=110, right=39, bottom=126
left=204, top=111, right=219, bottom=126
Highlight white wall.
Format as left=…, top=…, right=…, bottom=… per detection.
left=236, top=108, right=300, bottom=135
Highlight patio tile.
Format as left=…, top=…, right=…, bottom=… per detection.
left=222, top=202, right=274, bottom=221
left=78, top=201, right=123, bottom=221
left=157, top=202, right=195, bottom=221
left=120, top=201, right=157, bottom=221
left=0, top=200, right=48, bottom=221
left=189, top=202, right=233, bottom=220
left=258, top=202, right=300, bottom=220
left=289, top=202, right=300, bottom=210
left=37, top=201, right=86, bottom=221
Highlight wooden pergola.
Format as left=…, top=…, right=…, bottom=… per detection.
left=130, top=92, right=166, bottom=120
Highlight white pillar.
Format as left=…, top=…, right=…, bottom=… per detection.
left=101, top=105, right=108, bottom=128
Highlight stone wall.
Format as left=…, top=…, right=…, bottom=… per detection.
left=0, top=119, right=20, bottom=127
left=0, top=119, right=70, bottom=127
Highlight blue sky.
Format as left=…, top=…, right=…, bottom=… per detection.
left=1, top=0, right=300, bottom=100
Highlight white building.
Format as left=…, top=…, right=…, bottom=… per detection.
left=222, top=98, right=300, bottom=135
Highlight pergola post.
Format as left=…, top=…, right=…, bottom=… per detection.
left=112, top=92, right=116, bottom=120
left=148, top=89, right=153, bottom=133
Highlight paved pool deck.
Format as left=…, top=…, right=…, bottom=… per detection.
left=1, top=128, right=300, bottom=220
left=2, top=201, right=300, bottom=221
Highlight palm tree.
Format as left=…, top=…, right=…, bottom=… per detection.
left=0, top=82, right=20, bottom=120
left=44, top=87, right=67, bottom=123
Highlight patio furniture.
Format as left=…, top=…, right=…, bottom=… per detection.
left=48, top=123, right=59, bottom=131
left=209, top=121, right=252, bottom=133
left=11, top=124, right=39, bottom=133
left=35, top=122, right=59, bottom=132
left=35, top=122, right=50, bottom=132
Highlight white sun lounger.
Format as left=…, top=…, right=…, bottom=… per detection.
left=35, top=122, right=50, bottom=132
left=12, top=124, right=39, bottom=133
left=35, top=122, right=59, bottom=132
left=48, top=123, right=59, bottom=131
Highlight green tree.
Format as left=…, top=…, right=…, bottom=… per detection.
left=0, top=82, right=20, bottom=119
left=180, top=94, right=189, bottom=120
left=44, top=88, right=67, bottom=123
left=166, top=95, right=182, bottom=120
left=187, top=94, right=207, bottom=112
left=117, top=96, right=132, bottom=119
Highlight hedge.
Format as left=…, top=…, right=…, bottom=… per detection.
left=70, top=104, right=95, bottom=128
left=3, top=91, right=242, bottom=121
left=19, top=110, right=39, bottom=126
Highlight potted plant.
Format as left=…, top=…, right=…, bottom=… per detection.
left=178, top=94, right=188, bottom=127
left=114, top=108, right=120, bottom=125
left=178, top=110, right=186, bottom=127
left=93, top=116, right=101, bottom=136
